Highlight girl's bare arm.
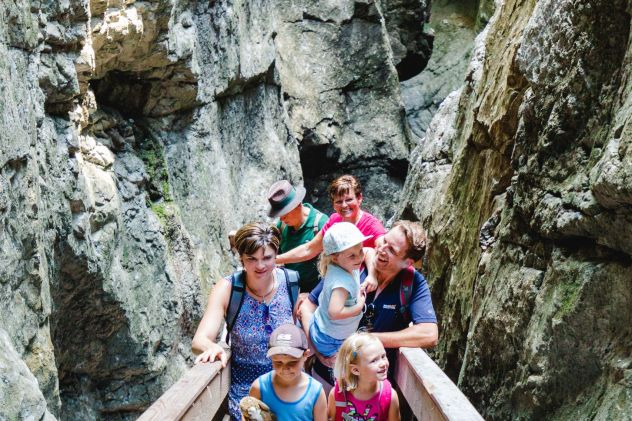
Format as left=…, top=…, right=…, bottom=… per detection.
left=328, top=288, right=365, bottom=320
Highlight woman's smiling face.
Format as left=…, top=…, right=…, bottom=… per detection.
left=332, top=191, right=363, bottom=222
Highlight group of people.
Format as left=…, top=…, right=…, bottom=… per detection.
left=192, top=175, right=438, bottom=421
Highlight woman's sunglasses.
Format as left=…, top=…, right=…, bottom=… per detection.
left=261, top=303, right=273, bottom=334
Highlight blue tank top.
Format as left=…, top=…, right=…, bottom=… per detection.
left=258, top=372, right=322, bottom=421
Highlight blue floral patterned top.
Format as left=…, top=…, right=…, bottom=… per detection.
left=228, top=269, right=294, bottom=420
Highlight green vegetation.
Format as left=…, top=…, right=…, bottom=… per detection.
left=555, top=278, right=583, bottom=319
left=136, top=132, right=178, bottom=230
left=150, top=202, right=170, bottom=226
left=161, top=180, right=172, bottom=201
left=138, top=135, right=173, bottom=204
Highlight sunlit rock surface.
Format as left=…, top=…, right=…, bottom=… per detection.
left=2, top=0, right=631, bottom=419
left=0, top=0, right=428, bottom=418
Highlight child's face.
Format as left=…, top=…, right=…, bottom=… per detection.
left=351, top=342, right=389, bottom=382
left=333, top=243, right=364, bottom=273
left=271, top=354, right=305, bottom=381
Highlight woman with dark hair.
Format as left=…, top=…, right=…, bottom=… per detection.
left=192, top=222, right=295, bottom=420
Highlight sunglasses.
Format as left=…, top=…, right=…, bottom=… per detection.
left=360, top=303, right=376, bottom=332
left=261, top=303, right=273, bottom=335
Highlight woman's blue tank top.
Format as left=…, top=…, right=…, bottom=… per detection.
left=258, top=372, right=322, bottom=421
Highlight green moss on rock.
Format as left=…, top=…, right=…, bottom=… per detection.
left=138, top=135, right=173, bottom=203
left=554, top=279, right=582, bottom=320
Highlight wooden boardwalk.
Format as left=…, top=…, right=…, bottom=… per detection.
left=139, top=347, right=483, bottom=420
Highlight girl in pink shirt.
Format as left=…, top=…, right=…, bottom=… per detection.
left=328, top=333, right=400, bottom=421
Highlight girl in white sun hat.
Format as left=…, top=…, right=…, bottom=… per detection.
left=309, top=222, right=377, bottom=358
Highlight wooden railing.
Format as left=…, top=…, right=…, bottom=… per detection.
left=138, top=350, right=231, bottom=421
left=395, top=348, right=483, bottom=421
left=139, top=348, right=483, bottom=420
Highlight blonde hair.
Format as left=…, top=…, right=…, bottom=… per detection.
left=317, top=252, right=336, bottom=277
left=333, top=332, right=383, bottom=391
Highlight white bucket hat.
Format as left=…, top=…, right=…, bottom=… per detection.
left=323, top=222, right=372, bottom=255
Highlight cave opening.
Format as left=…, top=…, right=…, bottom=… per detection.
left=299, top=143, right=409, bottom=221
left=90, top=67, right=199, bottom=118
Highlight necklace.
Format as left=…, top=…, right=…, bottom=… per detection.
left=246, top=276, right=277, bottom=304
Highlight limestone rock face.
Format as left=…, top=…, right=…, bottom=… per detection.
left=6, top=0, right=629, bottom=418
left=1, top=0, right=427, bottom=418
left=399, top=0, right=632, bottom=419
left=0, top=329, right=56, bottom=421
left=401, top=0, right=478, bottom=143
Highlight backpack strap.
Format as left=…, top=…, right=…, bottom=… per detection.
left=333, top=381, right=348, bottom=419
left=281, top=267, right=300, bottom=317
left=225, top=270, right=246, bottom=342
left=399, top=266, right=415, bottom=324
left=312, top=211, right=323, bottom=235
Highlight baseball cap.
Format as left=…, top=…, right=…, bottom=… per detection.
left=267, top=324, right=308, bottom=358
left=323, top=222, right=372, bottom=255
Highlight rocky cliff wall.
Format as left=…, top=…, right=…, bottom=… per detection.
left=3, top=0, right=630, bottom=419
left=399, top=0, right=632, bottom=419
left=0, top=0, right=428, bottom=418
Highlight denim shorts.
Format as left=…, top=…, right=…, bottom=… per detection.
left=309, top=319, right=344, bottom=357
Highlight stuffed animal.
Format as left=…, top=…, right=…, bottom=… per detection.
left=239, top=396, right=276, bottom=421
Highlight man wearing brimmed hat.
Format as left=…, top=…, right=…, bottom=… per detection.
left=268, top=180, right=328, bottom=292
left=246, top=324, right=327, bottom=421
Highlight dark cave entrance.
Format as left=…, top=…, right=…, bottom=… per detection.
left=298, top=143, right=409, bottom=221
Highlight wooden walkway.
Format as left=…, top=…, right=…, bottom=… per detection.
left=139, top=347, right=483, bottom=420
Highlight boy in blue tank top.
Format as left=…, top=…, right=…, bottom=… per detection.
left=246, top=324, right=327, bottom=421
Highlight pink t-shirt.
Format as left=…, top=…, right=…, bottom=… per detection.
left=321, top=211, right=385, bottom=248
left=333, top=379, right=392, bottom=421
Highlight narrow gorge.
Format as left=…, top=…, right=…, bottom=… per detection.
left=0, top=0, right=630, bottom=420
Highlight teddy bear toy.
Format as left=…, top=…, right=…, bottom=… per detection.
left=239, top=396, right=276, bottom=421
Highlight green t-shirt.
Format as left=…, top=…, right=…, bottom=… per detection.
left=277, top=203, right=328, bottom=293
